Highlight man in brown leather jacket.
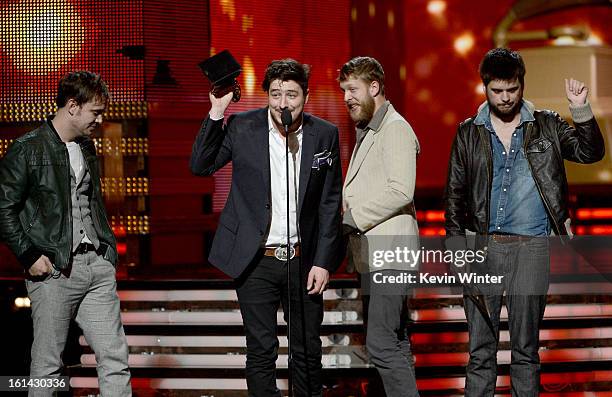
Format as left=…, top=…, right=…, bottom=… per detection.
left=444, top=48, right=604, bottom=396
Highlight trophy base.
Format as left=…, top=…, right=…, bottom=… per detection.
left=212, top=81, right=241, bottom=102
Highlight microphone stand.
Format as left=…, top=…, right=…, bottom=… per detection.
left=282, top=109, right=294, bottom=397
left=282, top=108, right=312, bottom=397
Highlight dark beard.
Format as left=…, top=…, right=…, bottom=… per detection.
left=353, top=95, right=376, bottom=128
left=489, top=100, right=521, bottom=122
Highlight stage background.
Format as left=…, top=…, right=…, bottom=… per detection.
left=1, top=0, right=611, bottom=274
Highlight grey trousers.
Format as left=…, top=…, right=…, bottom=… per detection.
left=464, top=238, right=549, bottom=397
left=26, top=250, right=131, bottom=397
left=365, top=271, right=419, bottom=397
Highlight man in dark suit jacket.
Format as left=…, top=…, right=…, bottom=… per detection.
left=190, top=59, right=343, bottom=397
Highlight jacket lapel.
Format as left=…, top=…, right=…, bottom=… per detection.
left=344, top=128, right=375, bottom=188
left=344, top=104, right=395, bottom=188
left=476, top=124, right=493, bottom=200
left=252, top=108, right=271, bottom=197
left=298, top=114, right=315, bottom=216
left=523, top=121, right=534, bottom=150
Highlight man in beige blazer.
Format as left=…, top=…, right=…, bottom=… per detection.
left=339, top=57, right=420, bottom=397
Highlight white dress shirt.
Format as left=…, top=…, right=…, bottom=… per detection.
left=66, top=142, right=84, bottom=182
left=265, top=108, right=302, bottom=247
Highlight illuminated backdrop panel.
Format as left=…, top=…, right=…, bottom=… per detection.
left=0, top=0, right=144, bottom=113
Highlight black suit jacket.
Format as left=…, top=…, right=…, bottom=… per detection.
left=190, top=107, right=343, bottom=279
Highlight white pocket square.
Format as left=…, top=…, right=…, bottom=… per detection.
left=312, top=150, right=332, bottom=169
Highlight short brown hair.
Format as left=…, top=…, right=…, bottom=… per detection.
left=338, top=56, right=385, bottom=96
left=56, top=71, right=109, bottom=108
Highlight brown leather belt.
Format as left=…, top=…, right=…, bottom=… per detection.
left=490, top=233, right=533, bottom=244
left=263, top=245, right=301, bottom=259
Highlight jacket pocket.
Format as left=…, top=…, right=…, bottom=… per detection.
left=219, top=214, right=238, bottom=234
left=526, top=138, right=552, bottom=154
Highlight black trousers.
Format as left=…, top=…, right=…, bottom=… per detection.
left=235, top=253, right=324, bottom=397
left=464, top=237, right=549, bottom=397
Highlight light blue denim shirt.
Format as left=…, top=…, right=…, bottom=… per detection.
left=474, top=101, right=550, bottom=236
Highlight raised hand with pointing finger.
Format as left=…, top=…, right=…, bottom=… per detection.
left=565, top=78, right=588, bottom=106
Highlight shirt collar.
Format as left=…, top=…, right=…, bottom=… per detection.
left=267, top=108, right=303, bottom=136
left=474, top=100, right=535, bottom=132
left=362, top=100, right=390, bottom=132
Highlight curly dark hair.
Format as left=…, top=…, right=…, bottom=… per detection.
left=262, top=59, right=310, bottom=94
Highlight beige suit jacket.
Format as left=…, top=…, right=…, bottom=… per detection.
left=343, top=103, right=420, bottom=272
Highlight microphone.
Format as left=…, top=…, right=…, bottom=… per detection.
left=281, top=107, right=293, bottom=128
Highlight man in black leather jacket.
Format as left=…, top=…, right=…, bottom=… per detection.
left=0, top=72, right=131, bottom=396
left=444, top=48, right=604, bottom=396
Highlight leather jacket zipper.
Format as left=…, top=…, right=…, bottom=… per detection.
left=82, top=146, right=117, bottom=249
left=81, top=152, right=100, bottom=230
left=65, top=145, right=73, bottom=255
left=523, top=123, right=561, bottom=235
left=480, top=125, right=492, bottom=236
left=25, top=201, right=40, bottom=233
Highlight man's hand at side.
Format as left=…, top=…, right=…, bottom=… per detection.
left=28, top=255, right=53, bottom=277
left=307, top=265, right=329, bottom=295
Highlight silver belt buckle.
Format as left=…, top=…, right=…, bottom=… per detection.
left=274, top=245, right=295, bottom=261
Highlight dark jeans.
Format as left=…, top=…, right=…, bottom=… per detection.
left=362, top=271, right=419, bottom=397
left=235, top=253, right=324, bottom=397
left=464, top=237, right=549, bottom=397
